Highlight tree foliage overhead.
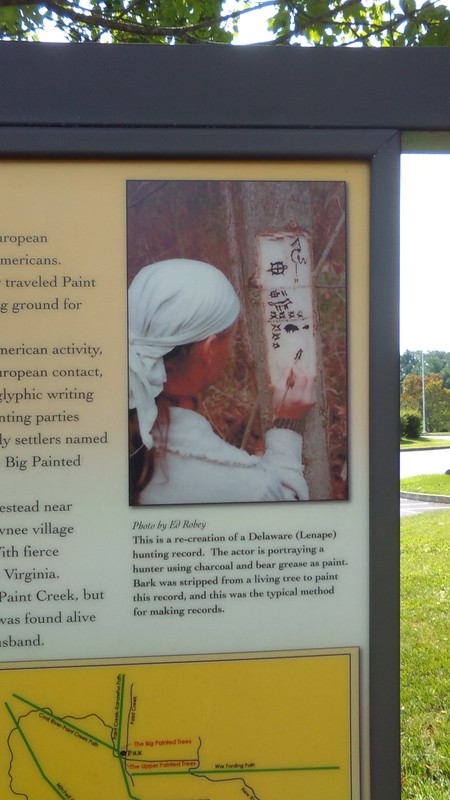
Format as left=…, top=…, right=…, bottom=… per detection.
left=1, top=0, right=450, bottom=44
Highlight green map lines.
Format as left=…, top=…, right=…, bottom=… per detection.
left=1, top=650, right=358, bottom=800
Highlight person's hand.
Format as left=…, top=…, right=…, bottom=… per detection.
left=272, top=368, right=315, bottom=421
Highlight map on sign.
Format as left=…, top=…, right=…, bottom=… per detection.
left=1, top=650, right=358, bottom=800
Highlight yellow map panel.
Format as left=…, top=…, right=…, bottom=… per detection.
left=1, top=650, right=358, bottom=800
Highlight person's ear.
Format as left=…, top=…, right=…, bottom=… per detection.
left=198, top=334, right=217, bottom=367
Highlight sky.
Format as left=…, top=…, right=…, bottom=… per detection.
left=400, top=155, right=450, bottom=354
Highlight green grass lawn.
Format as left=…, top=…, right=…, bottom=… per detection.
left=401, top=437, right=450, bottom=450
left=401, top=512, right=450, bottom=799
left=400, top=475, right=450, bottom=496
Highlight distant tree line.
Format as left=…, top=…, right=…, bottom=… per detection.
left=400, top=350, right=450, bottom=433
left=400, top=349, right=450, bottom=388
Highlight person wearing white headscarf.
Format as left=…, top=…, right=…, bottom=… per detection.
left=129, top=258, right=240, bottom=450
left=128, top=258, right=309, bottom=504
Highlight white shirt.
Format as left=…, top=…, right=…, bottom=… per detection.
left=139, top=407, right=309, bottom=505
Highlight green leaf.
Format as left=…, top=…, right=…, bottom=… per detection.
left=1, top=0, right=450, bottom=46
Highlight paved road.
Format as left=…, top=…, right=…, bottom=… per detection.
left=400, top=447, right=450, bottom=478
left=400, top=444, right=450, bottom=516
left=400, top=497, right=450, bottom=518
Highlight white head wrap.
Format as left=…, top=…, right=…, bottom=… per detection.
left=129, top=258, right=240, bottom=448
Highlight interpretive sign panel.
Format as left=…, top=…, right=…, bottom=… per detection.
left=0, top=160, right=367, bottom=798
left=0, top=160, right=369, bottom=653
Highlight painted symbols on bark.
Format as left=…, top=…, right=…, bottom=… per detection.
left=255, top=232, right=316, bottom=417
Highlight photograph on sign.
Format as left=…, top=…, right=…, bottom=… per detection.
left=127, top=180, right=348, bottom=506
